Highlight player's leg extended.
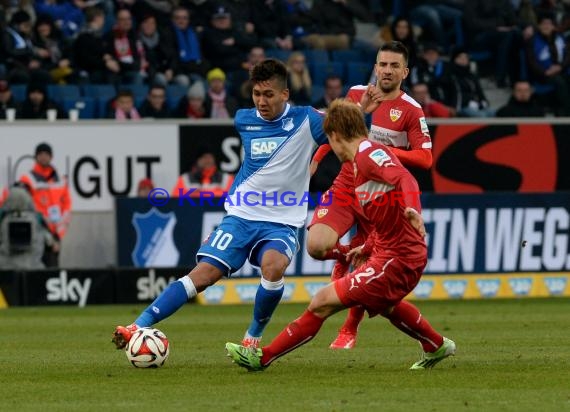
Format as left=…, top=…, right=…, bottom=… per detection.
left=226, top=282, right=346, bottom=371
left=112, top=262, right=224, bottom=349
left=243, top=242, right=290, bottom=348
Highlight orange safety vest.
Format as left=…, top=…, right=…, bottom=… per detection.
left=171, top=169, right=234, bottom=198
left=19, top=163, right=72, bottom=239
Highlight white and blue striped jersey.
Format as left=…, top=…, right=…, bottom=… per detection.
left=225, top=103, right=327, bottom=227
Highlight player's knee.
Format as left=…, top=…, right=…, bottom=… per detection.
left=189, top=263, right=224, bottom=292
left=308, top=287, right=337, bottom=318
left=260, top=257, right=288, bottom=282
left=307, top=225, right=338, bottom=260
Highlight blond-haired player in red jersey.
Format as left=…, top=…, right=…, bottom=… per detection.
left=225, top=99, right=455, bottom=372
left=307, top=41, right=433, bottom=349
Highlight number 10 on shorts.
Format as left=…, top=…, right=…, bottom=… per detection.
left=210, top=229, right=233, bottom=250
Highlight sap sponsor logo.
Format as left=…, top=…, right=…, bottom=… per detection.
left=413, top=280, right=434, bottom=298
left=476, top=279, right=501, bottom=298
left=251, top=137, right=286, bottom=159
left=203, top=285, right=225, bottom=304
left=544, top=277, right=567, bottom=295
left=46, top=270, right=92, bottom=307
left=304, top=282, right=328, bottom=298
left=137, top=269, right=177, bottom=300
left=368, top=148, right=394, bottom=167
left=442, top=280, right=467, bottom=299
left=281, top=284, right=296, bottom=302
left=235, top=284, right=259, bottom=302
left=508, top=278, right=533, bottom=296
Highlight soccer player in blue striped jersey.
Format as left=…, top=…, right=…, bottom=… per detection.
left=112, top=59, right=328, bottom=350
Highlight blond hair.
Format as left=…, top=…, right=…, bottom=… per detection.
left=323, top=99, right=368, bottom=141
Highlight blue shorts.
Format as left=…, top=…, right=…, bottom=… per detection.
left=196, top=215, right=299, bottom=276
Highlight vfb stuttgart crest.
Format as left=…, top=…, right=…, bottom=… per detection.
left=390, top=108, right=402, bottom=122
left=317, top=208, right=328, bottom=218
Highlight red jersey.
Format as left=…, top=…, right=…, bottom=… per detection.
left=353, top=140, right=426, bottom=261
left=346, top=87, right=432, bottom=151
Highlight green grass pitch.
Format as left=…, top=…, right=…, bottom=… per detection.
left=1, top=299, right=569, bottom=411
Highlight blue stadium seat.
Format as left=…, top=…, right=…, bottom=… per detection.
left=47, top=85, right=81, bottom=105
left=120, top=84, right=148, bottom=102
left=62, top=97, right=96, bottom=119
left=310, top=62, right=344, bottom=88
left=311, top=85, right=324, bottom=104
left=265, top=48, right=292, bottom=62
left=166, top=84, right=188, bottom=110
left=331, top=50, right=363, bottom=63
left=10, top=85, right=27, bottom=102
left=81, top=84, right=117, bottom=100
left=346, top=62, right=373, bottom=86
left=303, top=49, right=329, bottom=64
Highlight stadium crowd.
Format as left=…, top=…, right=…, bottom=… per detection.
left=1, top=0, right=570, bottom=119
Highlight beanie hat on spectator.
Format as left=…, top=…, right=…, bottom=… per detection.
left=212, top=6, right=231, bottom=19
left=35, top=143, right=53, bottom=157
left=11, top=10, right=31, bottom=25
left=207, top=68, right=226, bottom=83
left=187, top=82, right=206, bottom=99
left=451, top=47, right=468, bottom=62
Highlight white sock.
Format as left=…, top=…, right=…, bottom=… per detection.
left=179, top=276, right=197, bottom=299
left=260, top=277, right=284, bottom=290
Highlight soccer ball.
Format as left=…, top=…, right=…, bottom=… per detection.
left=125, top=328, right=170, bottom=368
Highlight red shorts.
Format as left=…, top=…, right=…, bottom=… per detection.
left=334, top=256, right=427, bottom=317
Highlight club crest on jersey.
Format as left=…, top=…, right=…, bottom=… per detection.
left=282, top=117, right=294, bottom=131
left=317, top=209, right=328, bottom=218
left=251, top=136, right=287, bottom=159
left=389, top=108, right=402, bottom=122
left=369, top=148, right=394, bottom=167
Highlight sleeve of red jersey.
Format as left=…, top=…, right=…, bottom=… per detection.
left=359, top=146, right=422, bottom=211
left=392, top=105, right=433, bottom=170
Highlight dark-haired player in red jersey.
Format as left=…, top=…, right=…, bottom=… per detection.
left=225, top=99, right=455, bottom=371
left=307, top=41, right=433, bottom=349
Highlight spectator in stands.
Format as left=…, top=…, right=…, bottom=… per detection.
left=73, top=7, right=112, bottom=84
left=525, top=12, right=570, bottom=116
left=19, top=143, right=72, bottom=267
left=202, top=6, right=257, bottom=75
left=251, top=0, right=293, bottom=50
left=171, top=151, right=234, bottom=198
left=104, top=8, right=144, bottom=85
left=206, top=67, right=238, bottom=118
left=449, top=47, right=495, bottom=117
left=175, top=81, right=209, bottom=118
left=464, top=0, right=522, bottom=88
left=181, top=0, right=216, bottom=33
left=108, top=89, right=141, bottom=120
left=138, top=14, right=176, bottom=87
left=170, top=6, right=210, bottom=86
left=312, top=74, right=343, bottom=110
left=0, top=79, right=21, bottom=119
left=131, top=0, right=176, bottom=27
left=406, top=0, right=464, bottom=53
left=32, top=14, right=74, bottom=84
left=34, top=0, right=85, bottom=38
left=212, top=0, right=257, bottom=44
left=0, top=0, right=36, bottom=25
left=139, top=85, right=171, bottom=118
left=235, top=46, right=265, bottom=108
left=20, top=83, right=64, bottom=119
left=283, top=0, right=318, bottom=49
left=496, top=80, right=546, bottom=117
left=136, top=178, right=155, bottom=197
left=411, top=82, right=455, bottom=118
left=410, top=42, right=455, bottom=107
left=2, top=10, right=51, bottom=84
left=286, top=52, right=312, bottom=106
left=301, top=0, right=369, bottom=50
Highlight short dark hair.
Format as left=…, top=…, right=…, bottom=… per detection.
left=85, top=6, right=104, bottom=23
left=379, top=41, right=409, bottom=66
left=250, top=58, right=288, bottom=89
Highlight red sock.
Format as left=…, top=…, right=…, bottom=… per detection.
left=385, top=300, right=443, bottom=352
left=261, top=310, right=325, bottom=366
left=341, top=306, right=365, bottom=334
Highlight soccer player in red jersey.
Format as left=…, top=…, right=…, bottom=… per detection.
left=307, top=41, right=433, bottom=349
left=226, top=99, right=455, bottom=371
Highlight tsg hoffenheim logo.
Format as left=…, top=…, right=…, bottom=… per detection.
left=131, top=208, right=180, bottom=267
